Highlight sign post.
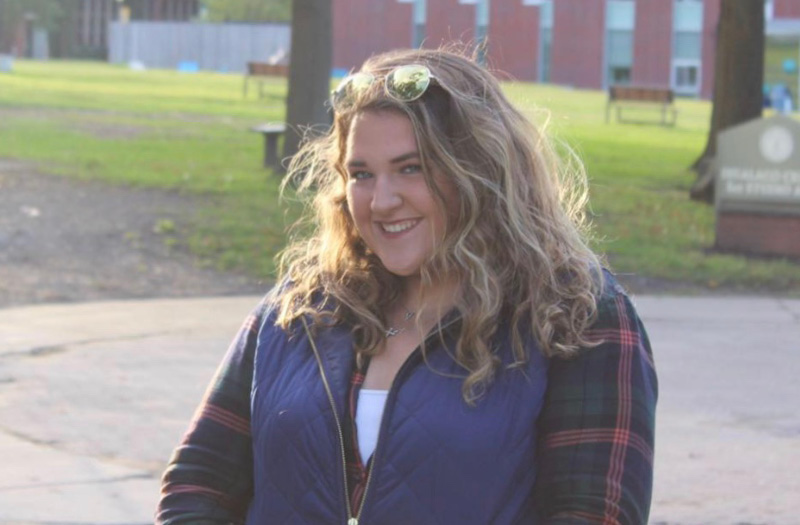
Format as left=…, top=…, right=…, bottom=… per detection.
left=715, top=115, right=800, bottom=258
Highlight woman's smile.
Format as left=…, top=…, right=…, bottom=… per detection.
left=378, top=218, right=421, bottom=235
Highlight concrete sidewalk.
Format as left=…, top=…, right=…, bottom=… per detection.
left=0, top=295, right=798, bottom=524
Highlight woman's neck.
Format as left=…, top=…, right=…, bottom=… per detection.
left=398, top=274, right=459, bottom=318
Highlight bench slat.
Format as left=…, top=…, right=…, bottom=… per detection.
left=607, top=85, right=677, bottom=126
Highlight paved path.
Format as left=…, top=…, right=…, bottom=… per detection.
left=0, top=295, right=798, bottom=524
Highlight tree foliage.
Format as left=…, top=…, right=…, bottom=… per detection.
left=202, top=0, right=291, bottom=23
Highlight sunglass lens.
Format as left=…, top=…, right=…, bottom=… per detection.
left=386, top=65, right=431, bottom=102
left=332, top=73, right=374, bottom=110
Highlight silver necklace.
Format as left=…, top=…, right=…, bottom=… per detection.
left=385, top=308, right=415, bottom=338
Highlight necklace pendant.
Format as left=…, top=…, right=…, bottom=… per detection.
left=385, top=327, right=402, bottom=338
left=385, top=306, right=415, bottom=338
left=348, top=518, right=359, bottom=525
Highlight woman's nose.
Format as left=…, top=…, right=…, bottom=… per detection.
left=371, top=175, right=402, bottom=212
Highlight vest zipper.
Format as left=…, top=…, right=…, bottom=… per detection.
left=303, top=315, right=459, bottom=525
left=350, top=346, right=423, bottom=524
left=302, top=317, right=356, bottom=524
left=350, top=315, right=460, bottom=524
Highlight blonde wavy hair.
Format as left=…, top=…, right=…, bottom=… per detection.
left=277, top=48, right=603, bottom=402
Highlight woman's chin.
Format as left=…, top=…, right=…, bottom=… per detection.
left=384, top=267, right=420, bottom=279
left=379, top=260, right=422, bottom=279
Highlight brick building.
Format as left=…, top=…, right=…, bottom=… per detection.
left=333, top=0, right=800, bottom=99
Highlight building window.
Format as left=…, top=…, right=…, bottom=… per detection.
left=674, top=0, right=703, bottom=30
left=475, top=0, right=489, bottom=64
left=610, top=66, right=632, bottom=85
left=672, top=0, right=702, bottom=96
left=406, top=0, right=426, bottom=48
left=538, top=0, right=552, bottom=82
left=674, top=32, right=702, bottom=60
left=413, top=23, right=425, bottom=48
left=605, top=0, right=634, bottom=87
left=675, top=64, right=698, bottom=88
left=475, top=23, right=488, bottom=63
left=672, top=59, right=701, bottom=95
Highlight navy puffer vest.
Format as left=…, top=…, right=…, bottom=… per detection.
left=247, top=310, right=548, bottom=525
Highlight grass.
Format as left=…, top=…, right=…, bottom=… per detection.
left=507, top=83, right=800, bottom=292
left=1, top=59, right=799, bottom=293
left=0, top=60, right=291, bottom=276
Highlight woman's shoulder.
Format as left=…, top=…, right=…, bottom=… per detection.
left=582, top=268, right=653, bottom=363
left=250, top=279, right=294, bottom=330
left=253, top=278, right=335, bottom=334
left=594, top=268, right=637, bottom=320
left=547, top=268, right=656, bottom=397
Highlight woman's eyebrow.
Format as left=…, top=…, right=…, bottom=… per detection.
left=346, top=151, right=420, bottom=169
left=390, top=152, right=420, bottom=164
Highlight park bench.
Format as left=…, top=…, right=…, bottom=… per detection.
left=605, top=85, right=677, bottom=126
left=251, top=123, right=286, bottom=170
left=243, top=61, right=289, bottom=98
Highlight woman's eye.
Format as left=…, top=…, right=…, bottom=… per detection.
left=349, top=171, right=372, bottom=180
left=400, top=164, right=423, bottom=175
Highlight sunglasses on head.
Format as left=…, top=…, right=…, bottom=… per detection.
left=330, top=64, right=438, bottom=112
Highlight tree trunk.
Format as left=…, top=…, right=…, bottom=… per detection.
left=691, top=0, right=764, bottom=203
left=282, top=0, right=332, bottom=166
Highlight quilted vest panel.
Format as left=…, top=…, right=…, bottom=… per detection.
left=249, top=317, right=548, bottom=525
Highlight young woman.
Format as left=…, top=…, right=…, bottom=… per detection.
left=157, top=48, right=657, bottom=524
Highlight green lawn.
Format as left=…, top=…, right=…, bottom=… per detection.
left=1, top=59, right=799, bottom=293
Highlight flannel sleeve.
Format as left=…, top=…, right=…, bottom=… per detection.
left=156, top=300, right=268, bottom=525
left=534, top=286, right=658, bottom=524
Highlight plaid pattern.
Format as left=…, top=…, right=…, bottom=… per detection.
left=156, top=301, right=266, bottom=525
left=157, top=283, right=657, bottom=524
left=533, top=287, right=658, bottom=523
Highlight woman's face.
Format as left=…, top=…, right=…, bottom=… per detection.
left=344, top=110, right=455, bottom=277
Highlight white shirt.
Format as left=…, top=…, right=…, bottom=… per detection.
left=355, top=389, right=388, bottom=462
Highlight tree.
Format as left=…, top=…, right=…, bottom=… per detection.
left=690, top=0, right=765, bottom=203
left=203, top=0, right=291, bottom=23
left=282, top=0, right=332, bottom=162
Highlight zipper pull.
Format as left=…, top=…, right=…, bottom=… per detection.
left=348, top=519, right=359, bottom=525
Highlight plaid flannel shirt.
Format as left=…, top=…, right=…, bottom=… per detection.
left=157, top=284, right=657, bottom=524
